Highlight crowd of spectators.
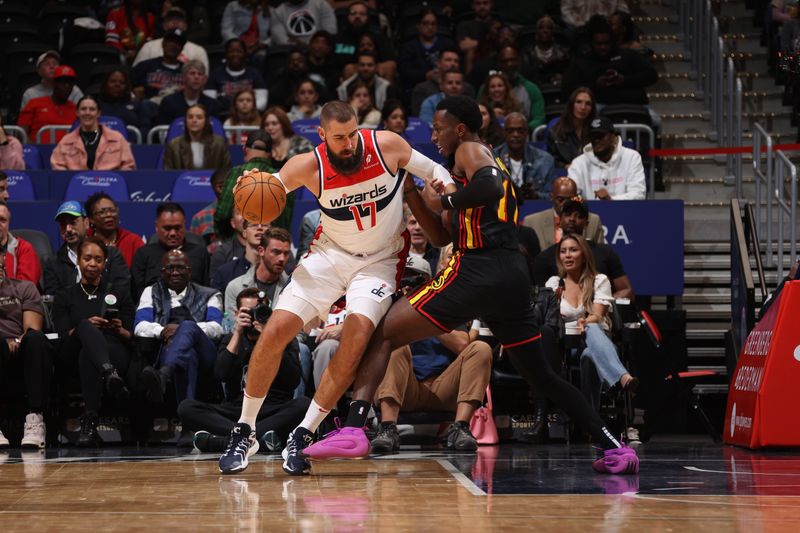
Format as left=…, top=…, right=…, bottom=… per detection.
left=0, top=0, right=659, bottom=450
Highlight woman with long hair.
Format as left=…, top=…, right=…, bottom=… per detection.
left=96, top=68, right=152, bottom=133
left=545, top=233, right=638, bottom=392
left=546, top=86, right=597, bottom=168
left=53, top=237, right=136, bottom=446
left=380, top=100, right=407, bottom=136
left=477, top=103, right=505, bottom=149
left=261, top=106, right=314, bottom=169
left=479, top=72, right=525, bottom=120
left=163, top=104, right=231, bottom=170
left=224, top=89, right=262, bottom=144
left=287, top=79, right=322, bottom=122
left=347, top=80, right=381, bottom=129
left=50, top=95, right=136, bottom=171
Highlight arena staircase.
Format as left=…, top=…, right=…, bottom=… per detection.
left=629, top=0, right=796, bottom=417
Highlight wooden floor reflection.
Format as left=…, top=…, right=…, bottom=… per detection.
left=3, top=449, right=800, bottom=531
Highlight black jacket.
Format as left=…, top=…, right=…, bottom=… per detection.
left=562, top=47, right=658, bottom=105
left=43, top=243, right=130, bottom=296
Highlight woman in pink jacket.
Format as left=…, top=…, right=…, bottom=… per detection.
left=50, top=96, right=136, bottom=171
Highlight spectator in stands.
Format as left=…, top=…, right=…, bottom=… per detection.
left=105, top=0, right=157, bottom=64
left=561, top=0, right=629, bottom=30
left=0, top=202, right=42, bottom=284
left=0, top=252, right=52, bottom=449
left=609, top=10, right=647, bottom=54
left=224, top=227, right=292, bottom=318
left=370, top=257, right=491, bottom=453
left=568, top=116, right=646, bottom=200
left=210, top=219, right=266, bottom=294
left=50, top=96, right=136, bottom=171
left=308, top=295, right=347, bottom=391
left=131, top=29, right=188, bottom=104
left=307, top=30, right=341, bottom=92
left=43, top=201, right=130, bottom=295
left=287, top=79, right=323, bottom=122
left=163, top=104, right=231, bottom=170
left=477, top=103, right=505, bottom=148
left=53, top=237, right=135, bottom=447
left=546, top=87, right=597, bottom=168
left=398, top=10, right=457, bottom=93
left=478, top=72, right=523, bottom=120
left=545, top=232, right=638, bottom=390
left=523, top=15, right=571, bottom=86
left=337, top=51, right=398, bottom=111
left=157, top=61, right=222, bottom=126
left=207, top=38, right=269, bottom=113
left=20, top=51, right=83, bottom=111
left=19, top=66, right=78, bottom=144
left=211, top=209, right=247, bottom=277
left=463, top=20, right=506, bottom=84
left=523, top=177, right=604, bottom=251
left=131, top=202, right=210, bottom=298
left=295, top=208, right=321, bottom=261
left=334, top=2, right=397, bottom=83
left=262, top=106, right=314, bottom=169
left=269, top=49, right=333, bottom=110
left=420, top=69, right=468, bottom=125
left=348, top=81, right=381, bottom=129
left=181, top=287, right=310, bottom=453
left=133, top=7, right=210, bottom=72
left=214, top=130, right=282, bottom=241
left=190, top=168, right=230, bottom=252
left=410, top=47, right=475, bottom=118
left=270, top=0, right=337, bottom=47
left=455, top=0, right=499, bottom=56
left=223, top=89, right=263, bottom=142
left=0, top=116, right=25, bottom=170
left=533, top=198, right=633, bottom=299
left=86, top=192, right=144, bottom=269
left=493, top=112, right=557, bottom=199
left=221, top=0, right=271, bottom=62
left=97, top=68, right=152, bottom=134
left=406, top=207, right=440, bottom=276
left=482, top=45, right=546, bottom=129
left=136, top=249, right=223, bottom=404
left=0, top=173, right=8, bottom=202
left=561, top=18, right=658, bottom=107
left=381, top=100, right=407, bottom=135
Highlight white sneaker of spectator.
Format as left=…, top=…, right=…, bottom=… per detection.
left=21, top=413, right=46, bottom=449
left=0, top=428, right=10, bottom=448
left=626, top=426, right=642, bottom=446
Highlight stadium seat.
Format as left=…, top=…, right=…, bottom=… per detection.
left=1, top=43, right=51, bottom=97
left=38, top=4, right=89, bottom=46
left=4, top=171, right=35, bottom=200
left=206, top=44, right=226, bottom=73
left=0, top=4, right=35, bottom=26
left=172, top=171, right=216, bottom=203
left=165, top=116, right=225, bottom=143
left=71, top=116, right=129, bottom=140
left=64, top=171, right=129, bottom=202
left=405, top=118, right=432, bottom=145
left=292, top=118, right=322, bottom=146
left=22, top=145, right=41, bottom=169
left=0, top=24, right=44, bottom=48
left=12, top=228, right=52, bottom=265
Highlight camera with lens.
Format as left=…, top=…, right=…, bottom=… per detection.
left=245, top=291, right=272, bottom=324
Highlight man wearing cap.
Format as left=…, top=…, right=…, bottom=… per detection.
left=18, top=66, right=79, bottom=143
left=42, top=201, right=130, bottom=296
left=568, top=116, right=646, bottom=201
left=523, top=176, right=604, bottom=251
left=20, top=51, right=84, bottom=111
left=131, top=29, right=188, bottom=104
left=214, top=130, right=283, bottom=242
left=133, top=7, right=210, bottom=73
left=369, top=256, right=493, bottom=453
left=0, top=201, right=41, bottom=285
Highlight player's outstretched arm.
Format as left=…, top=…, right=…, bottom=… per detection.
left=242, top=152, right=320, bottom=197
left=376, top=130, right=457, bottom=194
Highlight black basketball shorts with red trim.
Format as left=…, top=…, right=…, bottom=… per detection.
left=407, top=248, right=542, bottom=348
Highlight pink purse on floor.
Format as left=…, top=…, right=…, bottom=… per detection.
left=470, top=386, right=499, bottom=445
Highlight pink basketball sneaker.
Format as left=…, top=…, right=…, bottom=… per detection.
left=592, top=444, right=640, bottom=475
left=303, top=427, right=370, bottom=460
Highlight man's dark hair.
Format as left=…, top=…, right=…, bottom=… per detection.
left=356, top=50, right=378, bottom=62
left=0, top=171, right=7, bottom=182
left=156, top=202, right=185, bottom=218
left=210, top=168, right=228, bottom=188
left=78, top=235, right=108, bottom=259
left=588, top=15, right=613, bottom=39
left=436, top=95, right=482, bottom=133
left=441, top=68, right=464, bottom=79
left=260, top=227, right=292, bottom=248
left=236, top=287, right=264, bottom=310
left=310, top=30, right=333, bottom=44
left=225, top=38, right=246, bottom=52
left=439, top=45, right=460, bottom=58
left=85, top=192, right=114, bottom=217
left=320, top=100, right=357, bottom=127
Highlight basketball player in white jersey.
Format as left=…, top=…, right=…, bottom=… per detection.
left=219, top=101, right=454, bottom=475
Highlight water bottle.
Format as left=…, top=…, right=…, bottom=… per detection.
left=222, top=312, right=235, bottom=334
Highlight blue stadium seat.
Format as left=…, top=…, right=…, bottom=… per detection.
left=71, top=116, right=129, bottom=140
left=172, top=171, right=215, bottom=203
left=404, top=117, right=432, bottom=144
left=165, top=117, right=225, bottom=143
left=22, top=144, right=41, bottom=169
left=64, top=171, right=129, bottom=202
left=4, top=171, right=35, bottom=200
left=292, top=118, right=321, bottom=146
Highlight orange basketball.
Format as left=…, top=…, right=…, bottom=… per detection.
left=233, top=171, right=286, bottom=225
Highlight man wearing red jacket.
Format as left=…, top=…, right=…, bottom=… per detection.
left=0, top=202, right=42, bottom=285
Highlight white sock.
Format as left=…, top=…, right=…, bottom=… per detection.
left=298, top=399, right=331, bottom=433
left=238, top=392, right=266, bottom=430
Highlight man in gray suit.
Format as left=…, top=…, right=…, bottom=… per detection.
left=522, top=176, right=603, bottom=251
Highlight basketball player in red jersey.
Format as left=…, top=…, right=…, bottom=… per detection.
left=219, top=101, right=455, bottom=474
left=303, top=96, right=639, bottom=475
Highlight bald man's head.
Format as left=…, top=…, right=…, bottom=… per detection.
left=551, top=177, right=579, bottom=214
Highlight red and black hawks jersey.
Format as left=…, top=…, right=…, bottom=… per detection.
left=449, top=156, right=519, bottom=252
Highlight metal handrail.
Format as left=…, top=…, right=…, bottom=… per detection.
left=36, top=125, right=71, bottom=144
left=773, top=150, right=798, bottom=278
left=752, top=123, right=774, bottom=266
left=614, top=123, right=656, bottom=199
left=532, top=124, right=546, bottom=142
left=224, top=125, right=260, bottom=145
left=743, top=202, right=768, bottom=301
left=4, top=125, right=28, bottom=144
left=126, top=126, right=143, bottom=144
left=147, top=125, right=169, bottom=144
